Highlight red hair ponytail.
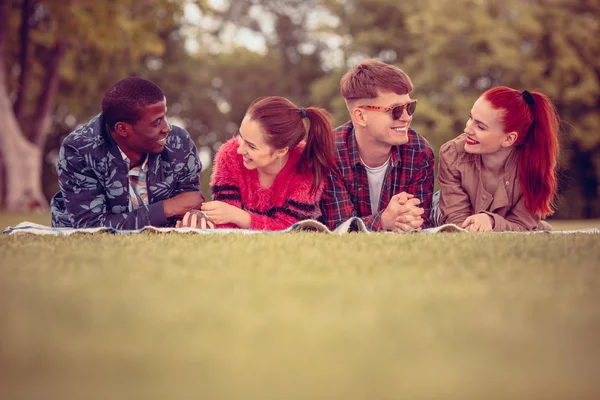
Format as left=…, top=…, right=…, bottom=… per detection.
left=484, top=87, right=560, bottom=218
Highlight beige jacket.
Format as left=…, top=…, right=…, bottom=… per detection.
left=439, top=133, right=550, bottom=231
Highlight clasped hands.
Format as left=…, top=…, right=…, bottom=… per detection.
left=175, top=201, right=243, bottom=229
left=381, top=192, right=425, bottom=232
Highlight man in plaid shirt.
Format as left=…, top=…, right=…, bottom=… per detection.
left=320, top=60, right=435, bottom=232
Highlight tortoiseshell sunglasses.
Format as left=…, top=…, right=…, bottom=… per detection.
left=357, top=99, right=418, bottom=119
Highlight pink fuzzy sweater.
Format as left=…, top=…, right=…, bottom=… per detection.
left=210, top=138, right=323, bottom=230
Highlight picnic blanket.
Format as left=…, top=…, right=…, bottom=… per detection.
left=3, top=217, right=600, bottom=236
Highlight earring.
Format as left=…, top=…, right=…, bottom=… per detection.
left=279, top=157, right=282, bottom=171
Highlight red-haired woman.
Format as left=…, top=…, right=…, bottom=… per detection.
left=438, top=86, right=560, bottom=232
left=178, top=96, right=335, bottom=230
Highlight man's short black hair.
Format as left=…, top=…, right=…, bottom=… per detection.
left=102, top=76, right=165, bottom=129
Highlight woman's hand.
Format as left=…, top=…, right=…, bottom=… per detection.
left=201, top=201, right=250, bottom=227
left=461, top=213, right=494, bottom=232
left=175, top=209, right=215, bottom=229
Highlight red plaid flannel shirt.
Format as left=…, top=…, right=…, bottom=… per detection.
left=319, top=121, right=435, bottom=231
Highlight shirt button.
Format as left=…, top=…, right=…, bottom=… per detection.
left=505, top=181, right=510, bottom=186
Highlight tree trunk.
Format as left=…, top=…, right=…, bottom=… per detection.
left=0, top=0, right=47, bottom=211
left=0, top=150, right=5, bottom=205
left=30, top=40, right=67, bottom=149
left=13, top=0, right=33, bottom=123
left=0, top=77, right=48, bottom=211
left=0, top=0, right=10, bottom=57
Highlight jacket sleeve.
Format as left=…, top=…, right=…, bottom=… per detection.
left=160, top=129, right=203, bottom=227
left=172, top=130, right=202, bottom=195
left=438, top=141, right=473, bottom=226
left=57, top=143, right=167, bottom=229
left=483, top=195, right=542, bottom=232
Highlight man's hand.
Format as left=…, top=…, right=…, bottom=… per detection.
left=201, top=201, right=250, bottom=227
left=381, top=192, right=425, bottom=232
left=163, top=192, right=205, bottom=218
left=394, top=206, right=425, bottom=232
left=461, top=213, right=494, bottom=232
left=176, top=209, right=215, bottom=229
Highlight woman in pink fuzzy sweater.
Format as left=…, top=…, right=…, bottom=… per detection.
left=178, top=96, right=335, bottom=230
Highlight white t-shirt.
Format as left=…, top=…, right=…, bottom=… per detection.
left=361, top=156, right=390, bottom=213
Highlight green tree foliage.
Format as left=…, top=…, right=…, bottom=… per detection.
left=317, top=0, right=600, bottom=218
left=2, top=0, right=598, bottom=217
left=1, top=0, right=207, bottom=206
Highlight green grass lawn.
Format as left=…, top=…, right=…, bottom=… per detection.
left=1, top=213, right=599, bottom=399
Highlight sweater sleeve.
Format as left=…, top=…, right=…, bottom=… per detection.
left=210, top=138, right=243, bottom=229
left=248, top=175, right=323, bottom=231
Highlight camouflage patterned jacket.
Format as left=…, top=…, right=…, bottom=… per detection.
left=50, top=113, right=201, bottom=229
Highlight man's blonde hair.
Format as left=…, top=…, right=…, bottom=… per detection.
left=340, top=59, right=413, bottom=102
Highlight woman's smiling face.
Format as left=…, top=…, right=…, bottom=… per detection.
left=236, top=115, right=280, bottom=171
left=463, top=97, right=512, bottom=155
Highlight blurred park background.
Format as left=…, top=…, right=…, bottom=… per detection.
left=0, top=0, right=599, bottom=220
